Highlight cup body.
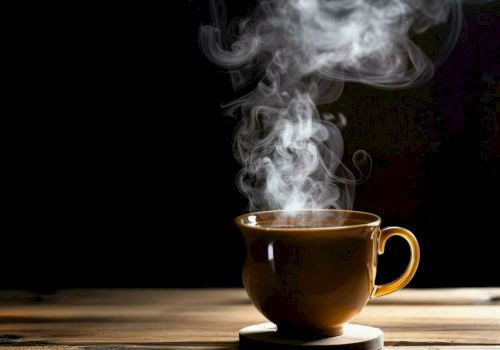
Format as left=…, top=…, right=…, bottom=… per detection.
left=235, top=209, right=381, bottom=336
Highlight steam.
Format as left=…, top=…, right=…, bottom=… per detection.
left=200, top=0, right=463, bottom=213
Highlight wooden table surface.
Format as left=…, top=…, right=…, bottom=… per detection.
left=0, top=288, right=499, bottom=349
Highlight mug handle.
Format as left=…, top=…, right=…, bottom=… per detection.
left=371, top=227, right=420, bottom=299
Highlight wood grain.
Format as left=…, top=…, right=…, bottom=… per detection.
left=0, top=288, right=499, bottom=349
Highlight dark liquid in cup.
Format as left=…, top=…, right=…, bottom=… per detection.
left=256, top=217, right=369, bottom=228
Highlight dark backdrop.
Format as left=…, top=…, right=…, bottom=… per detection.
left=3, top=1, right=498, bottom=290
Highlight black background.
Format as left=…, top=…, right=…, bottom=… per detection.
left=3, top=1, right=499, bottom=290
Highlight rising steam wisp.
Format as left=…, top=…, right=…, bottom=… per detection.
left=200, top=0, right=463, bottom=215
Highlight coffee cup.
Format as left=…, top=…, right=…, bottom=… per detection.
left=235, top=209, right=419, bottom=337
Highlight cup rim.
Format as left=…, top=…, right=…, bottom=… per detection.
left=235, top=209, right=381, bottom=232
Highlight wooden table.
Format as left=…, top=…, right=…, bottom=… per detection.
left=0, top=288, right=499, bottom=349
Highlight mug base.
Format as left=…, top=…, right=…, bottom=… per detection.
left=240, top=322, right=383, bottom=349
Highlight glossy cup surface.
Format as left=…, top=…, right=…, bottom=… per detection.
left=236, top=209, right=381, bottom=336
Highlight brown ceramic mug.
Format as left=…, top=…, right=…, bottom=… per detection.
left=235, top=209, right=420, bottom=337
